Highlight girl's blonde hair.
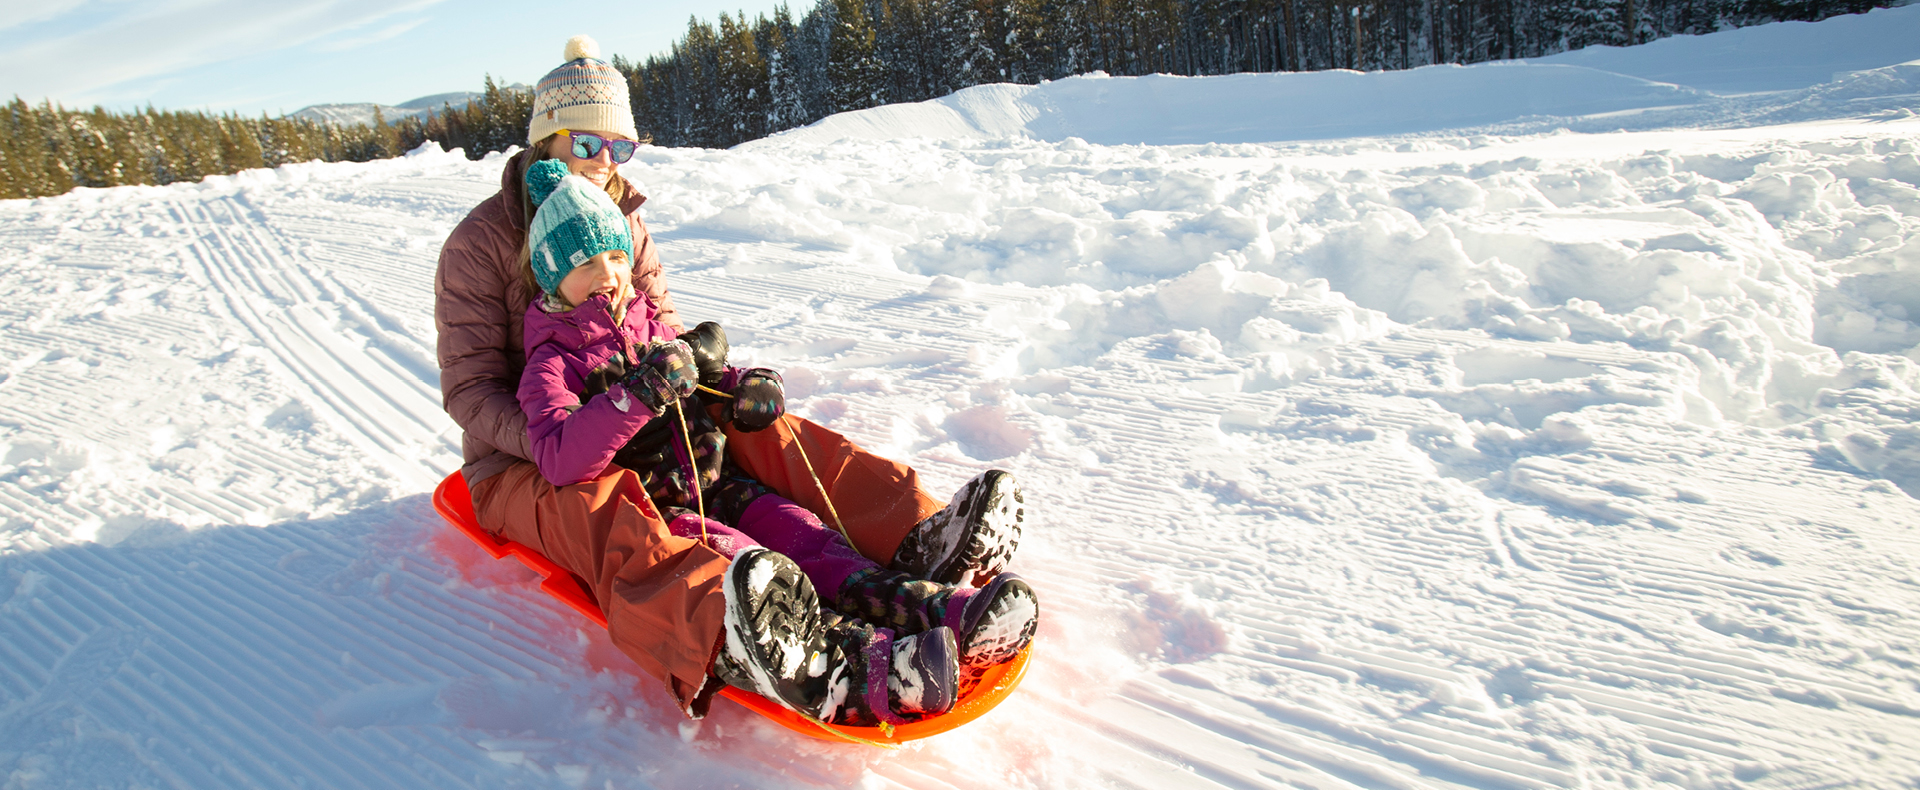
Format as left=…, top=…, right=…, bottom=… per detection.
left=518, top=133, right=635, bottom=317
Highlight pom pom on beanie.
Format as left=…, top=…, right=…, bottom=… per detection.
left=525, top=159, right=570, bottom=207
left=565, top=35, right=601, bottom=61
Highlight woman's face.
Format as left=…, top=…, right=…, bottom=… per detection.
left=546, top=129, right=632, bottom=187
left=557, top=250, right=632, bottom=308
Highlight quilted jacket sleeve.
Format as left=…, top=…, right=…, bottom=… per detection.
left=436, top=218, right=534, bottom=463
left=518, top=343, right=660, bottom=487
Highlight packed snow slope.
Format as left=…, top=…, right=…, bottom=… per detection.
left=1527, top=2, right=1920, bottom=95
left=3, top=10, right=1920, bottom=790
left=761, top=3, right=1920, bottom=148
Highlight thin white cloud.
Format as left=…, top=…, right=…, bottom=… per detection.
left=0, top=0, right=446, bottom=104
left=310, top=16, right=430, bottom=53
left=0, top=0, right=99, bottom=34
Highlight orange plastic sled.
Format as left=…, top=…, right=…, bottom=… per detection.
left=432, top=471, right=1032, bottom=744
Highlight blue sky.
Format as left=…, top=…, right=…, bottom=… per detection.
left=0, top=0, right=797, bottom=115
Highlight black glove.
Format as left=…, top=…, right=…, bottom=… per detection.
left=621, top=340, right=697, bottom=412
left=678, top=321, right=730, bottom=388
left=730, top=368, right=785, bottom=433
left=641, top=428, right=726, bottom=508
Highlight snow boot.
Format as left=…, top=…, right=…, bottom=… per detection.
left=890, top=469, right=1025, bottom=585
left=712, top=547, right=831, bottom=717
left=835, top=568, right=1039, bottom=695
left=818, top=612, right=959, bottom=726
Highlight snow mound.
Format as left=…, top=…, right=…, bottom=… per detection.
left=700, top=116, right=1920, bottom=432
left=757, top=65, right=1708, bottom=147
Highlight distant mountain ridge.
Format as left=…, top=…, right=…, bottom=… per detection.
left=289, top=87, right=527, bottom=127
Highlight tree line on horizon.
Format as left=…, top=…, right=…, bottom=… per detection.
left=0, top=0, right=1891, bottom=200
left=0, top=101, right=401, bottom=200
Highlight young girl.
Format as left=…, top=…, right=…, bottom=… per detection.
left=514, top=159, right=1036, bottom=725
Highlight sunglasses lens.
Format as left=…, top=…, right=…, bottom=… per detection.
left=608, top=140, right=638, bottom=163
left=570, top=132, right=605, bottom=159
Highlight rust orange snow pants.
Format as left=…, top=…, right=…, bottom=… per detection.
left=471, top=415, right=943, bottom=713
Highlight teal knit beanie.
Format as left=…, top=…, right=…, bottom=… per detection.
left=525, top=159, right=634, bottom=296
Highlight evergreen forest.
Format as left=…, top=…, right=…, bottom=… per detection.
left=1, top=0, right=1892, bottom=199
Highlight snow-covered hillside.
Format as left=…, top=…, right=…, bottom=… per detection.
left=762, top=3, right=1920, bottom=148
left=2, top=9, right=1919, bottom=790
left=1526, top=2, right=1920, bottom=94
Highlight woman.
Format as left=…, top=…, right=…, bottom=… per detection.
left=434, top=35, right=1028, bottom=722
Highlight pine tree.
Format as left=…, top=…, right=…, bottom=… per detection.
left=218, top=114, right=267, bottom=171
left=1549, top=0, right=1624, bottom=53
left=639, top=59, right=679, bottom=146
left=827, top=0, right=886, bottom=112
left=718, top=12, right=773, bottom=145
left=477, top=76, right=509, bottom=154
left=1004, top=0, right=1057, bottom=82
left=761, top=7, right=810, bottom=131
left=674, top=16, right=725, bottom=147
left=949, top=0, right=1004, bottom=85
left=0, top=99, right=56, bottom=199
left=873, top=0, right=919, bottom=102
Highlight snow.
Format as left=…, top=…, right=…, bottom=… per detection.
left=4, top=9, right=1920, bottom=790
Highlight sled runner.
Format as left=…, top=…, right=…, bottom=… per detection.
left=432, top=470, right=1032, bottom=745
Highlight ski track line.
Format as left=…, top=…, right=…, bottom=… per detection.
left=0, top=273, right=233, bottom=545
left=1112, top=681, right=1456, bottom=790
left=1142, top=685, right=1574, bottom=790
left=172, top=196, right=454, bottom=491
left=1068, top=696, right=1302, bottom=790
left=218, top=197, right=447, bottom=419
left=261, top=203, right=445, bottom=379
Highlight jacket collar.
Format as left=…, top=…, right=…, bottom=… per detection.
left=541, top=293, right=619, bottom=335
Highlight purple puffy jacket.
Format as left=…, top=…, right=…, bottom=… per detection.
left=518, top=293, right=681, bottom=487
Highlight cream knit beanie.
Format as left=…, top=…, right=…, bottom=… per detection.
left=528, top=36, right=639, bottom=145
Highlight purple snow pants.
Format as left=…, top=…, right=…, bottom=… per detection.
left=666, top=493, right=877, bottom=604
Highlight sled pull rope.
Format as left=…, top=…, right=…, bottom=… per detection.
left=694, top=384, right=859, bottom=556
left=669, top=400, right=708, bottom=543
left=797, top=707, right=899, bottom=748
left=775, top=414, right=857, bottom=556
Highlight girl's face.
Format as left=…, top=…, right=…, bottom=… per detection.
left=557, top=250, right=632, bottom=309
left=546, top=129, right=633, bottom=187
